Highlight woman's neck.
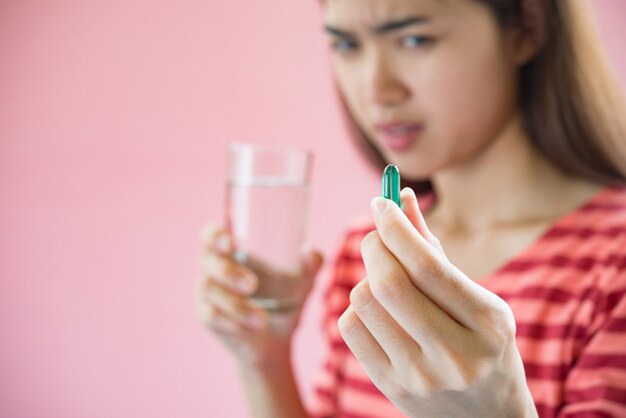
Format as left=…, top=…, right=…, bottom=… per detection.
left=428, top=113, right=603, bottom=233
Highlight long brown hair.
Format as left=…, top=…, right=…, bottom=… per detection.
left=334, top=0, right=626, bottom=195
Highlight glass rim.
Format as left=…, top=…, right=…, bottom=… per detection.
left=228, top=142, right=313, bottom=157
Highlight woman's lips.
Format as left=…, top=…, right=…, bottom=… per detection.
left=375, top=123, right=423, bottom=152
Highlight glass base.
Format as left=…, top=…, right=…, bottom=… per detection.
left=249, top=297, right=299, bottom=313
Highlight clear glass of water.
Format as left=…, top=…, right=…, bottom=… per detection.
left=226, top=143, right=313, bottom=312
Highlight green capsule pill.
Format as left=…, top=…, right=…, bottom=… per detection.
left=382, top=164, right=402, bottom=208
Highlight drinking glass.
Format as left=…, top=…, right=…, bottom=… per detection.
left=225, top=143, right=313, bottom=312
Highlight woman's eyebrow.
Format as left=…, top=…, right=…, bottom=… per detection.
left=324, top=16, right=430, bottom=37
left=323, top=25, right=354, bottom=38
left=371, top=16, right=430, bottom=34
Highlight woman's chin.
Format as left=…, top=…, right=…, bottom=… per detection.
left=400, top=172, right=432, bottom=184
left=381, top=155, right=435, bottom=182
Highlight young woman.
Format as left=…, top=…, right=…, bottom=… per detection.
left=196, top=0, right=626, bottom=417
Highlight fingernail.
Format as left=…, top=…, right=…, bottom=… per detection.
left=371, top=197, right=387, bottom=218
left=237, top=276, right=254, bottom=292
left=217, top=234, right=231, bottom=252
left=247, top=313, right=264, bottom=329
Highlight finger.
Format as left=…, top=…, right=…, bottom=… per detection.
left=240, top=248, right=324, bottom=301
left=400, top=187, right=445, bottom=256
left=200, top=253, right=258, bottom=296
left=205, top=281, right=267, bottom=331
left=243, top=247, right=324, bottom=282
left=200, top=223, right=234, bottom=255
left=338, top=305, right=391, bottom=383
left=370, top=197, right=499, bottom=329
left=349, top=277, right=422, bottom=366
left=360, top=231, right=466, bottom=346
left=298, top=247, right=324, bottom=296
left=339, top=305, right=440, bottom=406
left=196, top=300, right=250, bottom=336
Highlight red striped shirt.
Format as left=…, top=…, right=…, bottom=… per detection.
left=310, top=185, right=626, bottom=418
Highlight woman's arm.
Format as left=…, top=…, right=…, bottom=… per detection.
left=238, top=345, right=310, bottom=418
left=196, top=224, right=323, bottom=418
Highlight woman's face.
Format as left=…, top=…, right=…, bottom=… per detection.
left=323, top=0, right=524, bottom=180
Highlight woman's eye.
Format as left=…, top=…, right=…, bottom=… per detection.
left=331, top=38, right=359, bottom=54
left=400, top=35, right=433, bottom=48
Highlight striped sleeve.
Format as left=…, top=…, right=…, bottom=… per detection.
left=308, top=229, right=359, bottom=418
left=559, top=257, right=626, bottom=417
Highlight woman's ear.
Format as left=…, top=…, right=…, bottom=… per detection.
left=513, top=31, right=538, bottom=66
left=514, top=0, right=547, bottom=66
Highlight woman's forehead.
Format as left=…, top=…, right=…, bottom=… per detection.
left=323, top=0, right=454, bottom=29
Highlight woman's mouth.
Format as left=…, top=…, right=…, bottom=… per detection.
left=375, top=123, right=423, bottom=152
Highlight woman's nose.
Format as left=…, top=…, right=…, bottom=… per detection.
left=366, top=55, right=410, bottom=107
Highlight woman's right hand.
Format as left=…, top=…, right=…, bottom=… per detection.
left=195, top=224, right=324, bottom=369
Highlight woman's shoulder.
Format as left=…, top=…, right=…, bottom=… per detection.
left=336, top=214, right=375, bottom=259
left=567, top=183, right=626, bottom=233
left=579, top=183, right=626, bottom=210
left=344, top=214, right=376, bottom=236
left=547, top=183, right=626, bottom=292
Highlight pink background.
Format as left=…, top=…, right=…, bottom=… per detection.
left=1, top=1, right=625, bottom=417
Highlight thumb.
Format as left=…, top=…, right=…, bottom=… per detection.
left=297, top=247, right=324, bottom=301
left=301, top=247, right=324, bottom=279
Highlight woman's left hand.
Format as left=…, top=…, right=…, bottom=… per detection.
left=338, top=188, right=537, bottom=418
